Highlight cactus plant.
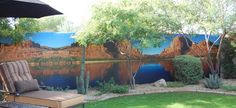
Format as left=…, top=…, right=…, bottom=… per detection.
left=85, top=71, right=90, bottom=94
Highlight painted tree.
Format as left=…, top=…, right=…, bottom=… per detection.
left=75, top=0, right=179, bottom=89
left=38, top=16, right=79, bottom=32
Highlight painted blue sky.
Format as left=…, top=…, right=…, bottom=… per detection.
left=139, top=34, right=219, bottom=55
left=26, top=32, right=75, bottom=48
left=26, top=32, right=219, bottom=55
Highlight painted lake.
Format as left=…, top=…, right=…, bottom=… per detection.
left=31, top=60, right=174, bottom=89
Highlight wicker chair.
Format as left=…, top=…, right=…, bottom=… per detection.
left=0, top=60, right=84, bottom=108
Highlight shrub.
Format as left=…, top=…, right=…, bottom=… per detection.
left=221, top=39, right=236, bottom=78
left=97, top=78, right=128, bottom=94
left=166, top=82, right=185, bottom=88
left=204, top=73, right=221, bottom=89
left=45, top=86, right=70, bottom=92
left=221, top=85, right=236, bottom=91
left=110, top=85, right=129, bottom=93
left=173, top=55, right=203, bottom=84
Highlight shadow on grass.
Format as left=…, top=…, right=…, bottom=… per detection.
left=76, top=92, right=236, bottom=108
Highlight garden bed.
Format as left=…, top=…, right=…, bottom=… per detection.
left=68, top=79, right=236, bottom=102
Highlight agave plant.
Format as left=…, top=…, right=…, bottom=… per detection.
left=204, top=73, right=221, bottom=89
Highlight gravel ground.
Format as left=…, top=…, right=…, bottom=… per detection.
left=68, top=79, right=236, bottom=102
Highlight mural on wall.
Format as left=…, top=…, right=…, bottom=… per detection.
left=0, top=32, right=219, bottom=89
left=0, top=32, right=219, bottom=61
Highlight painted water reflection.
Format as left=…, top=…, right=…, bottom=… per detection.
left=31, top=60, right=174, bottom=89
left=135, top=64, right=173, bottom=84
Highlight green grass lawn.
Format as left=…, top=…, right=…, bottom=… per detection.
left=77, top=92, right=236, bottom=108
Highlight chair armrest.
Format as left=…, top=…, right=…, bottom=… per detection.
left=0, top=90, right=8, bottom=94
left=0, top=90, right=19, bottom=96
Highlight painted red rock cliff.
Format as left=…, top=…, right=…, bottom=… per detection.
left=159, top=36, right=218, bottom=57
left=159, top=36, right=192, bottom=57
left=187, top=41, right=218, bottom=56
left=0, top=40, right=143, bottom=62
left=117, top=40, right=143, bottom=59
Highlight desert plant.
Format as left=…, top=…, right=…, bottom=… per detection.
left=45, top=86, right=70, bottom=92
left=204, top=73, right=221, bottom=89
left=97, top=78, right=128, bottom=94
left=97, top=78, right=115, bottom=93
left=110, top=85, right=129, bottom=94
left=84, top=71, right=90, bottom=94
left=173, top=55, right=203, bottom=84
left=166, top=82, right=185, bottom=88
left=221, top=85, right=236, bottom=91
left=77, top=71, right=90, bottom=94
left=0, top=84, right=3, bottom=101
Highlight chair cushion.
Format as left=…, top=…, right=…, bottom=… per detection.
left=15, top=79, right=40, bottom=93
left=0, top=60, right=33, bottom=93
left=6, top=90, right=84, bottom=108
left=21, top=90, right=83, bottom=102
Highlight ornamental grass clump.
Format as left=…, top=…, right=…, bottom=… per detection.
left=204, top=73, right=221, bottom=89
left=166, top=82, right=185, bottom=88
left=173, top=55, right=203, bottom=84
left=221, top=85, right=236, bottom=91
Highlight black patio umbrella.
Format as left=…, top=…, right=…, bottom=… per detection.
left=0, top=0, right=62, bottom=18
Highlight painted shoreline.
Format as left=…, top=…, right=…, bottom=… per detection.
left=28, top=58, right=172, bottom=67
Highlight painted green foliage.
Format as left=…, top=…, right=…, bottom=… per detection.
left=38, top=16, right=65, bottom=32
left=38, top=16, right=78, bottom=32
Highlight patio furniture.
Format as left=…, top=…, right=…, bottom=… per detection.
left=0, top=0, right=62, bottom=18
left=0, top=101, right=47, bottom=108
left=0, top=60, right=84, bottom=108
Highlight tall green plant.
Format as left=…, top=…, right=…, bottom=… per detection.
left=78, top=46, right=86, bottom=94
left=85, top=71, right=90, bottom=94
left=76, top=46, right=90, bottom=94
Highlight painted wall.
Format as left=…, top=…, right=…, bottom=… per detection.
left=25, top=32, right=75, bottom=48
left=27, top=32, right=219, bottom=55
left=0, top=32, right=219, bottom=88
